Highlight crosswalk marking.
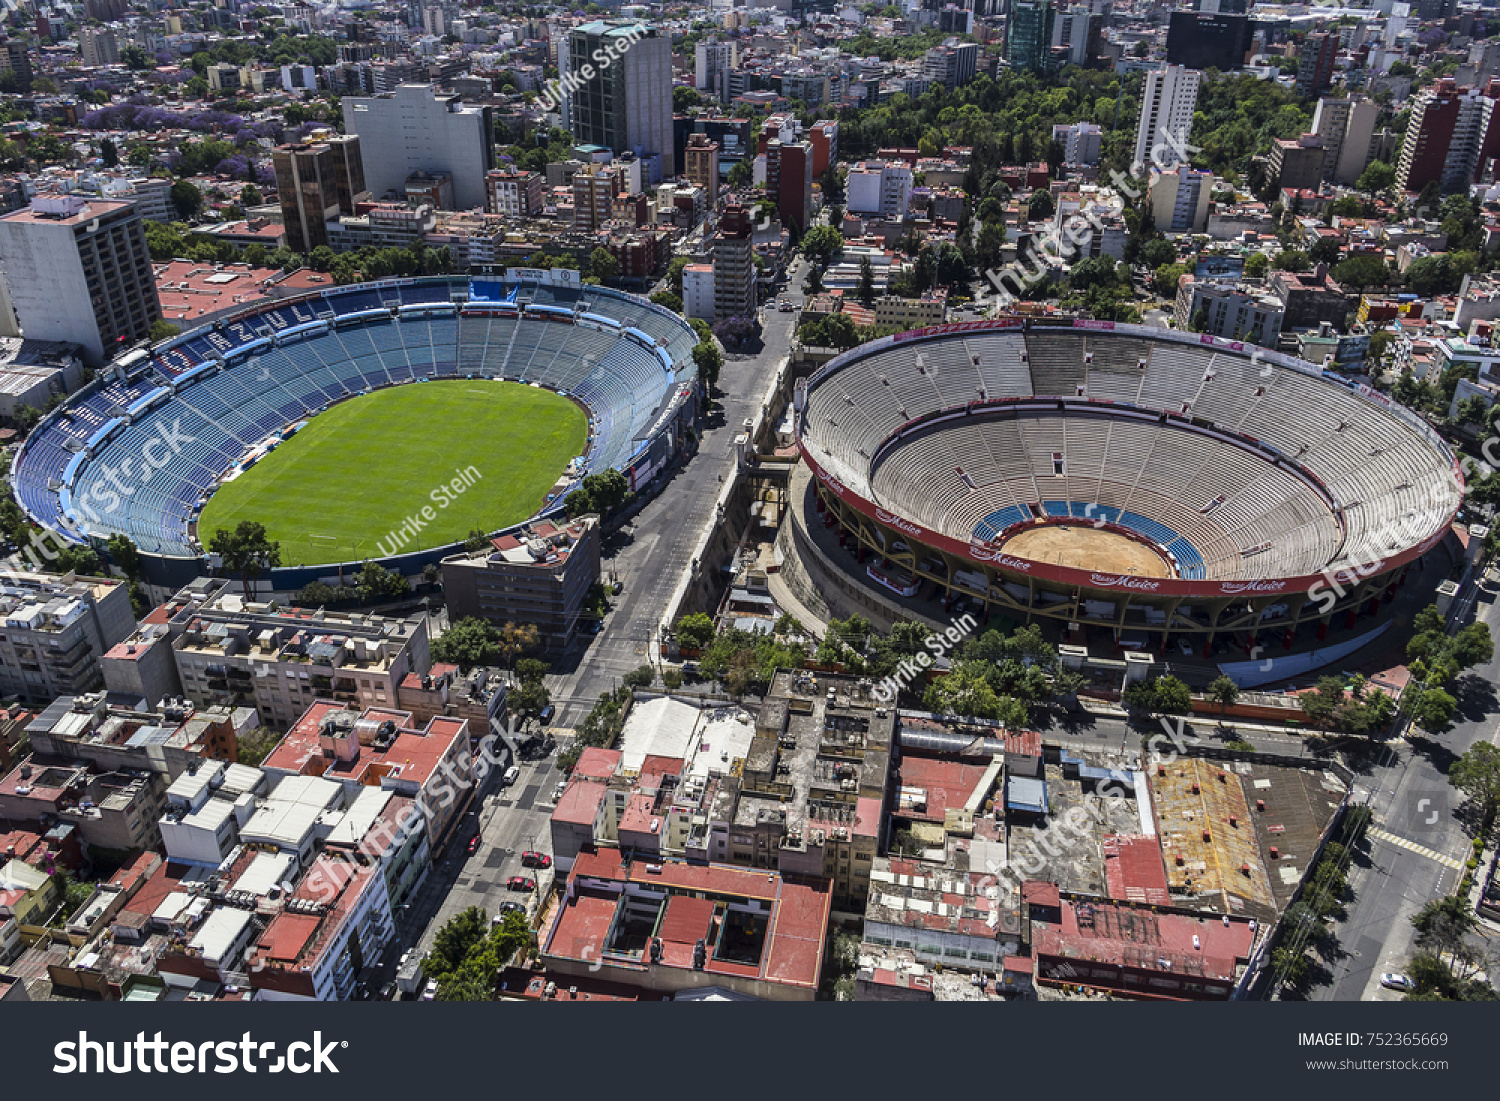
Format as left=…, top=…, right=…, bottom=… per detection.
left=1368, top=828, right=1464, bottom=870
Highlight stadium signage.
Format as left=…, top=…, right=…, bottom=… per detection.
left=875, top=509, right=924, bottom=537
left=967, top=542, right=1033, bottom=571
left=1217, top=580, right=1291, bottom=595
left=893, top=319, right=1023, bottom=343
left=1072, top=320, right=1115, bottom=331
left=1089, top=573, right=1164, bottom=591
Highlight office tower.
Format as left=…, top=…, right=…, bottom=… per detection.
left=712, top=203, right=756, bottom=321
left=1134, top=65, right=1201, bottom=173
left=1006, top=0, right=1055, bottom=77
left=1050, top=6, right=1091, bottom=68
left=695, top=38, right=737, bottom=104
left=1165, top=11, right=1252, bottom=71
left=1295, top=31, right=1338, bottom=98
left=0, top=195, right=161, bottom=365
left=924, top=41, right=979, bottom=90
left=0, top=39, right=32, bottom=92
left=566, top=22, right=675, bottom=179
left=273, top=134, right=368, bottom=254
left=342, top=84, right=494, bottom=211
left=1312, top=96, right=1380, bottom=185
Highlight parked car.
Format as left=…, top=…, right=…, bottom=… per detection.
left=508, top=875, right=536, bottom=892
left=521, top=851, right=552, bottom=869
left=378, top=981, right=397, bottom=1001
left=502, top=765, right=520, bottom=787
left=499, top=900, right=524, bottom=915
left=467, top=834, right=481, bottom=855
left=421, top=979, right=439, bottom=1001
left=553, top=780, right=568, bottom=802
left=1379, top=972, right=1414, bottom=992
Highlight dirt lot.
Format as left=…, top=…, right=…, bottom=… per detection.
left=1001, top=524, right=1173, bottom=578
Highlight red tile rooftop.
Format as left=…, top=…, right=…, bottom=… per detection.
left=892, top=752, right=994, bottom=823
left=572, top=746, right=622, bottom=781
left=553, top=777, right=607, bottom=827
left=1032, top=897, right=1255, bottom=982
left=254, top=910, right=321, bottom=966
left=1022, top=880, right=1061, bottom=907
left=1102, top=834, right=1171, bottom=907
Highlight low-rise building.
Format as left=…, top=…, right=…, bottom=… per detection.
left=0, top=571, right=134, bottom=703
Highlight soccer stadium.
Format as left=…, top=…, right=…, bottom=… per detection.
left=9, top=270, right=699, bottom=588
left=794, top=319, right=1464, bottom=663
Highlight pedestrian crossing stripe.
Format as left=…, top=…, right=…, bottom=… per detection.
left=1368, top=828, right=1464, bottom=870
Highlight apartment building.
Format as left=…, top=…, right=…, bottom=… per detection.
left=0, top=571, right=134, bottom=703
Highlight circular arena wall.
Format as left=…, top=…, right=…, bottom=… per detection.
left=795, top=318, right=1462, bottom=642
left=12, top=274, right=700, bottom=588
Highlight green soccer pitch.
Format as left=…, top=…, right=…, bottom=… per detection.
left=197, top=380, right=588, bottom=567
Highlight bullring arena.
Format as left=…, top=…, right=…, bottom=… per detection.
left=788, top=319, right=1464, bottom=674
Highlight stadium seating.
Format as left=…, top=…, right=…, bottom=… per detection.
left=12, top=279, right=698, bottom=557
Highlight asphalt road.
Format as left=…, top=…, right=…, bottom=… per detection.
left=1308, top=570, right=1500, bottom=1001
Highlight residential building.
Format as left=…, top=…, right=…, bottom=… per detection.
left=154, top=578, right=429, bottom=730
left=342, top=84, right=494, bottom=211
left=25, top=694, right=247, bottom=780
left=440, top=516, right=601, bottom=653
left=272, top=134, right=368, bottom=255
left=695, top=38, right=738, bottom=104
left=0, top=570, right=134, bottom=702
left=1269, top=264, right=1349, bottom=331
left=874, top=292, right=948, bottom=328
left=1, top=39, right=32, bottom=93
left=766, top=138, right=813, bottom=234
left=1269, top=134, right=1327, bottom=192
left=566, top=22, right=675, bottom=179
left=78, top=26, right=118, bottom=67
left=485, top=168, right=544, bottom=218
left=1173, top=275, right=1285, bottom=346
left=683, top=263, right=714, bottom=321
left=863, top=858, right=1024, bottom=968
left=684, top=134, right=720, bottom=202
left=1007, top=0, right=1055, bottom=77
left=1312, top=96, right=1380, bottom=186
left=571, top=162, right=618, bottom=233
left=808, top=120, right=838, bottom=177
left=1134, top=65, right=1200, bottom=173
left=0, top=195, right=162, bottom=366
left=1050, top=5, right=1092, bottom=68
left=0, top=758, right=166, bottom=852
left=711, top=202, right=757, bottom=321
left=158, top=758, right=268, bottom=867
left=1053, top=121, right=1102, bottom=166
left=125, top=177, right=173, bottom=223
left=1295, top=31, right=1338, bottom=99
left=1396, top=80, right=1500, bottom=195
left=1165, top=11, right=1252, bottom=71
left=923, top=40, right=979, bottom=90
left=846, top=160, right=913, bottom=220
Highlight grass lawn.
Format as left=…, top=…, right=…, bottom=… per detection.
left=198, top=381, right=587, bottom=567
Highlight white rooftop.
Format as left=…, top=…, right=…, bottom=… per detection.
left=189, top=905, right=253, bottom=964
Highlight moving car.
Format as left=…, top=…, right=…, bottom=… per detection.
left=467, top=835, right=481, bottom=855
left=521, top=851, right=552, bottom=869
left=508, top=876, right=536, bottom=892
left=502, top=765, right=520, bottom=787
left=1379, top=972, right=1414, bottom=992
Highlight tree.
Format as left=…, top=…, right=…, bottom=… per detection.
left=1027, top=189, right=1054, bottom=221
left=1403, top=685, right=1456, bottom=732
left=800, top=224, right=844, bottom=266
left=667, top=255, right=690, bottom=297
left=354, top=561, right=409, bottom=601
left=589, top=246, right=619, bottom=283
left=431, top=616, right=502, bottom=671
left=1356, top=160, right=1395, bottom=194
left=1308, top=236, right=1342, bottom=266
left=857, top=256, right=876, bottom=307
left=464, top=529, right=490, bottom=552
left=148, top=319, right=181, bottom=343
left=1332, top=253, right=1389, bottom=292
left=1205, top=674, right=1240, bottom=720
left=582, top=468, right=628, bottom=514
left=105, top=533, right=140, bottom=580
left=207, top=521, right=281, bottom=598
left=692, top=340, right=723, bottom=392
left=496, top=622, right=539, bottom=672
left=622, top=664, right=656, bottom=688
left=1450, top=741, right=1500, bottom=828
left=100, top=137, right=119, bottom=167
left=170, top=179, right=203, bottom=221
left=674, top=612, right=716, bottom=649
left=1244, top=252, right=1269, bottom=278
left=662, top=668, right=684, bottom=690
left=508, top=679, right=551, bottom=725
left=1122, top=674, right=1192, bottom=715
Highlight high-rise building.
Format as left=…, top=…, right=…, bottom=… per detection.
left=1006, top=0, right=1055, bottom=77
left=1134, top=65, right=1200, bottom=173
left=808, top=119, right=839, bottom=177
left=695, top=37, right=737, bottom=104
left=1165, top=11, right=1252, bottom=71
left=272, top=133, right=368, bottom=254
left=766, top=139, right=813, bottom=235
left=684, top=133, right=720, bottom=202
left=924, top=40, right=979, bottom=90
left=341, top=84, right=494, bottom=211
left=571, top=162, right=618, bottom=232
left=566, top=22, right=675, bottom=179
left=78, top=26, right=118, bottom=67
left=0, top=195, right=161, bottom=365
left=1050, top=5, right=1091, bottom=68
left=0, top=39, right=32, bottom=92
left=1295, top=31, right=1338, bottom=98
left=1150, top=167, right=1212, bottom=233
left=1396, top=80, right=1500, bottom=195
left=1269, top=134, right=1327, bottom=192
left=712, top=202, right=757, bottom=322
left=1312, top=96, right=1380, bottom=185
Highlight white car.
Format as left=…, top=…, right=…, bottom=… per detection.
left=502, top=765, right=520, bottom=787
left=421, top=979, right=439, bottom=1001
left=1379, top=972, right=1414, bottom=992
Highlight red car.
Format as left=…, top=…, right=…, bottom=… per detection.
left=508, top=876, right=536, bottom=892
left=467, top=835, right=481, bottom=855
left=520, top=851, right=551, bottom=869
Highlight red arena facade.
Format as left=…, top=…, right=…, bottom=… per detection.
left=793, top=318, right=1463, bottom=656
